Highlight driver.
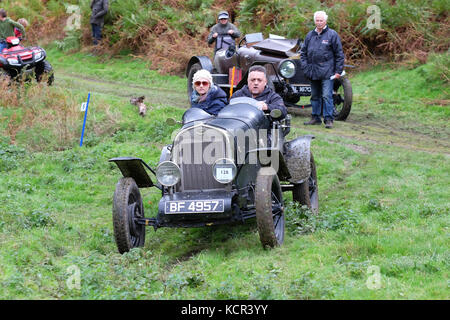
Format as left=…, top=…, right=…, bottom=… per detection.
left=231, top=65, right=287, bottom=120
left=207, top=11, right=241, bottom=53
left=0, top=9, right=25, bottom=51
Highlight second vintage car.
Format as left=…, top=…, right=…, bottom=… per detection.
left=186, top=33, right=352, bottom=120
left=109, top=98, right=319, bottom=253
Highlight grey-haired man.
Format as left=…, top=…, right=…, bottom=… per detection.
left=301, top=11, right=345, bottom=129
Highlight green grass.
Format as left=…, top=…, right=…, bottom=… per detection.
left=0, top=49, right=448, bottom=299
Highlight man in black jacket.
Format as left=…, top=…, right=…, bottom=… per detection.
left=90, top=0, right=108, bottom=45
left=301, top=11, right=345, bottom=129
left=231, top=65, right=287, bottom=120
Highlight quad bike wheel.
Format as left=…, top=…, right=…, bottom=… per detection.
left=255, top=167, right=285, bottom=248
left=35, top=60, right=54, bottom=86
left=292, top=153, right=319, bottom=214
left=112, top=177, right=146, bottom=254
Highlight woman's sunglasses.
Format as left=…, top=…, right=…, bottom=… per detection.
left=194, top=81, right=210, bottom=87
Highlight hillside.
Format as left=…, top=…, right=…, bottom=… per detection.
left=2, top=0, right=449, bottom=74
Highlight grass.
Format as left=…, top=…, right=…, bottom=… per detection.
left=0, top=49, right=448, bottom=299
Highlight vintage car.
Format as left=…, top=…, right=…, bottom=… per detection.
left=109, top=98, right=318, bottom=253
left=186, top=33, right=352, bottom=120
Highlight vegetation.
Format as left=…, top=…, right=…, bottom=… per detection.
left=2, top=0, right=449, bottom=73
left=0, top=46, right=448, bottom=299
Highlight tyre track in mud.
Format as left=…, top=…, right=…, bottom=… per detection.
left=290, top=112, right=450, bottom=156
left=55, top=71, right=189, bottom=108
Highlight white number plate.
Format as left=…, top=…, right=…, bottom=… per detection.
left=165, top=199, right=225, bottom=214
left=293, top=86, right=311, bottom=93
left=216, top=168, right=233, bottom=181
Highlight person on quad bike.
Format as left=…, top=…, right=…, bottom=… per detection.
left=14, top=18, right=28, bottom=38
left=0, top=9, right=25, bottom=51
left=207, top=11, right=241, bottom=53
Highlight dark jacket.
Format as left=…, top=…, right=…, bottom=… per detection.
left=190, top=85, right=228, bottom=116
left=207, top=22, right=241, bottom=52
left=300, top=26, right=345, bottom=80
left=90, top=0, right=109, bottom=26
left=231, top=85, right=287, bottom=119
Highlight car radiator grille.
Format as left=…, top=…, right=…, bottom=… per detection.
left=173, top=126, right=230, bottom=191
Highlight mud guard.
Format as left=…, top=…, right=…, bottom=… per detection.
left=283, top=135, right=314, bottom=184
left=109, top=157, right=155, bottom=188
left=186, top=56, right=213, bottom=77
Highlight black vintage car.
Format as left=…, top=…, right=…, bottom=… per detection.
left=109, top=98, right=318, bottom=253
left=186, top=33, right=352, bottom=120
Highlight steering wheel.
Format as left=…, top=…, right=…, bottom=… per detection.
left=238, top=37, right=247, bottom=49
left=229, top=97, right=263, bottom=110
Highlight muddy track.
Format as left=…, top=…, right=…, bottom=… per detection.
left=56, top=69, right=448, bottom=156
left=55, top=71, right=189, bottom=108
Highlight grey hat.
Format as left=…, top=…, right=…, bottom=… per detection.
left=218, top=11, right=229, bottom=20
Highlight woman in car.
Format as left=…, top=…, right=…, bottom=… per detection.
left=190, top=69, right=228, bottom=116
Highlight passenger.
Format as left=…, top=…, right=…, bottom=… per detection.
left=14, top=18, right=28, bottom=38
left=0, top=9, right=25, bottom=51
left=190, top=69, right=228, bottom=116
left=207, top=10, right=241, bottom=53
left=231, top=65, right=287, bottom=120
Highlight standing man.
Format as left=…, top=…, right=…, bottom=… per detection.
left=301, top=11, right=345, bottom=129
left=0, top=9, right=25, bottom=51
left=90, top=0, right=109, bottom=45
left=232, top=65, right=287, bottom=120
left=207, top=11, right=241, bottom=53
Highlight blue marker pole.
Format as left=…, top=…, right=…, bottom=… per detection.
left=79, top=93, right=91, bottom=147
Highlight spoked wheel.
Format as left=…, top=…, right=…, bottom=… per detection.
left=333, top=77, right=352, bottom=121
left=292, top=153, right=319, bottom=214
left=255, top=167, right=285, bottom=248
left=112, top=177, right=146, bottom=254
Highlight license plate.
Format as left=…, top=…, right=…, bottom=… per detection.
left=293, top=86, right=311, bottom=93
left=165, top=199, right=225, bottom=214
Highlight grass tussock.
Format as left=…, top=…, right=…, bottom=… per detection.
left=0, top=80, right=119, bottom=152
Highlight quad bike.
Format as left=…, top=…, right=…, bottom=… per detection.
left=0, top=36, right=54, bottom=85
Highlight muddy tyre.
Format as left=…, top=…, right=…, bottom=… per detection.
left=255, top=167, right=285, bottom=248
left=333, top=77, right=352, bottom=121
left=112, top=177, right=146, bottom=254
left=35, top=60, right=54, bottom=85
left=292, top=153, right=319, bottom=214
left=187, top=62, right=202, bottom=97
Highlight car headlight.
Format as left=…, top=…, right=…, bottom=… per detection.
left=156, top=161, right=181, bottom=187
left=34, top=51, right=42, bottom=60
left=212, top=158, right=237, bottom=184
left=279, top=60, right=296, bottom=79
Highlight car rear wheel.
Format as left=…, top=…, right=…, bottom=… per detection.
left=187, top=62, right=202, bottom=97
left=112, top=177, right=146, bottom=254
left=292, top=153, right=318, bottom=214
left=333, top=77, right=352, bottom=121
left=255, top=167, right=285, bottom=248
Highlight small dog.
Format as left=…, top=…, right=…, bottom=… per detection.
left=130, top=96, right=148, bottom=117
